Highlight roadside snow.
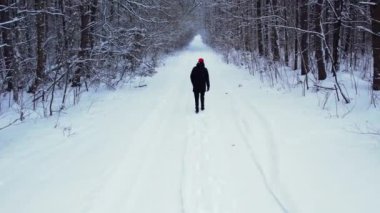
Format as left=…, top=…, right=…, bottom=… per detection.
left=0, top=35, right=379, bottom=213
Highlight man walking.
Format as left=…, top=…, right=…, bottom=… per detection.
left=190, top=58, right=210, bottom=113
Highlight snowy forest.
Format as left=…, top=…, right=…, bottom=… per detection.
left=1, top=1, right=380, bottom=213
left=201, top=0, right=380, bottom=103
left=0, top=0, right=198, bottom=117
left=1, top=0, right=380, bottom=116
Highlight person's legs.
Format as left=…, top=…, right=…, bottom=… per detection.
left=200, top=92, right=205, bottom=110
left=194, top=92, right=200, bottom=113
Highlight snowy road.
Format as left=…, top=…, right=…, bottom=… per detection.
left=85, top=37, right=287, bottom=213
left=1, top=36, right=380, bottom=213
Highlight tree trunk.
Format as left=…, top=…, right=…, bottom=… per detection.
left=372, top=0, right=380, bottom=90
left=72, top=0, right=92, bottom=87
left=300, top=0, right=309, bottom=75
left=283, top=2, right=289, bottom=66
left=294, top=0, right=299, bottom=70
left=270, top=0, right=280, bottom=62
left=315, top=0, right=326, bottom=80
left=90, top=0, right=98, bottom=49
left=331, top=0, right=342, bottom=75
left=257, top=0, right=264, bottom=56
left=0, top=0, right=15, bottom=91
left=28, top=0, right=46, bottom=93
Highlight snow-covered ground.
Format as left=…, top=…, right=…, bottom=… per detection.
left=0, top=36, right=380, bottom=213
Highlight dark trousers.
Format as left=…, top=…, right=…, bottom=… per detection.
left=193, top=91, right=205, bottom=110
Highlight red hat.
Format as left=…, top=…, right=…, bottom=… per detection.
left=198, top=58, right=204, bottom=63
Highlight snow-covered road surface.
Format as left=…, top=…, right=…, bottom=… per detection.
left=1, top=36, right=380, bottom=213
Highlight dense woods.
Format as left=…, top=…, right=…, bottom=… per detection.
left=0, top=0, right=197, bottom=116
left=200, top=0, right=380, bottom=98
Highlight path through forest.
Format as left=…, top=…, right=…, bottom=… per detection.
left=0, top=36, right=379, bottom=213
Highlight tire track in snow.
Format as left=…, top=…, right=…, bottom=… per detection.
left=198, top=114, right=221, bottom=213
left=87, top=96, right=174, bottom=212
left=183, top=114, right=207, bottom=213
left=179, top=113, right=194, bottom=213
left=179, top=133, right=188, bottom=213
left=183, top=107, right=224, bottom=213
left=229, top=92, right=289, bottom=213
left=87, top=70, right=191, bottom=213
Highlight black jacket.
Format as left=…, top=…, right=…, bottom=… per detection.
left=190, top=62, right=210, bottom=92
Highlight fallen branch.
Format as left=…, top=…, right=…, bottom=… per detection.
left=314, top=85, right=336, bottom=90
left=134, top=84, right=147, bottom=88
left=0, top=118, right=21, bottom=131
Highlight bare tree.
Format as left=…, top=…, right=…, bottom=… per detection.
left=269, top=0, right=280, bottom=62
left=314, top=0, right=327, bottom=80
left=257, top=0, right=264, bottom=56
left=28, top=0, right=46, bottom=94
left=330, top=0, right=343, bottom=76
left=0, top=0, right=16, bottom=93
left=372, top=0, right=380, bottom=90
left=300, top=0, right=309, bottom=76
left=200, top=0, right=370, bottom=101
left=72, top=0, right=94, bottom=87
left=0, top=0, right=198, bottom=116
